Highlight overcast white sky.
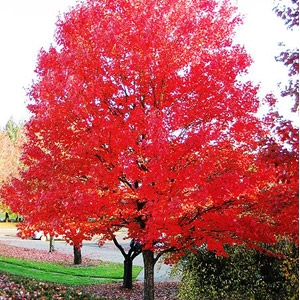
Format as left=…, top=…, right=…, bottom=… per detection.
left=0, top=0, right=298, bottom=128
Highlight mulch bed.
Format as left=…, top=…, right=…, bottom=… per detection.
left=0, top=272, right=179, bottom=299
left=82, top=282, right=179, bottom=300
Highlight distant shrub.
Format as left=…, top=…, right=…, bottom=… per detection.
left=177, top=239, right=298, bottom=300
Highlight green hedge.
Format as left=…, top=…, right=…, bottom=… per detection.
left=177, top=239, right=298, bottom=300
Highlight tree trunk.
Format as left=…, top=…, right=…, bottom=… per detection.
left=113, top=237, right=142, bottom=289
left=49, top=236, right=55, bottom=252
left=123, top=257, right=133, bottom=289
left=142, top=250, right=155, bottom=300
left=73, top=245, right=82, bottom=265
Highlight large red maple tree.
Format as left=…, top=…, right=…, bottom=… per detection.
left=1, top=1, right=298, bottom=299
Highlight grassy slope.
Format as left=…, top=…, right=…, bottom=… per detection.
left=0, top=222, right=142, bottom=286
left=0, top=255, right=142, bottom=286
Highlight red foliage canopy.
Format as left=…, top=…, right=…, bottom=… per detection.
left=2, top=0, right=298, bottom=257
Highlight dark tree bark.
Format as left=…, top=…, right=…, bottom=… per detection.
left=113, top=237, right=142, bottom=289
left=142, top=250, right=155, bottom=300
left=123, top=257, right=133, bottom=288
left=49, top=236, right=55, bottom=252
left=73, top=245, right=82, bottom=265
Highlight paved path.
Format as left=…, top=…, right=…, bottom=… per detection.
left=0, top=226, right=178, bottom=282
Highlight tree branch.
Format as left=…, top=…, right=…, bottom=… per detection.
left=118, top=175, right=133, bottom=190
left=113, top=237, right=127, bottom=259
left=154, top=246, right=177, bottom=263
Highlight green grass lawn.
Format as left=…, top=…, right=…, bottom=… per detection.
left=0, top=255, right=142, bottom=286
